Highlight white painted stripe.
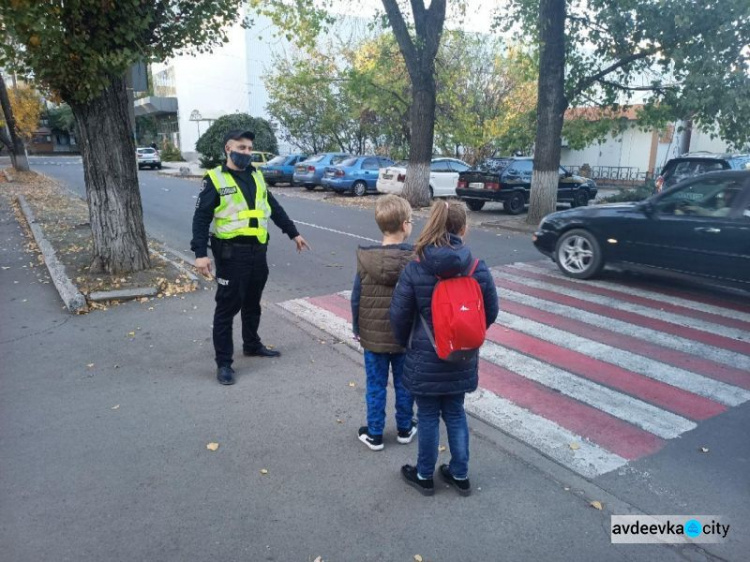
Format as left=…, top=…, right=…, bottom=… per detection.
left=293, top=220, right=380, bottom=244
left=494, top=311, right=750, bottom=407
left=492, top=269, right=750, bottom=342
left=480, top=342, right=696, bottom=439
left=465, top=389, right=628, bottom=478
left=494, top=285, right=750, bottom=370
left=511, top=262, right=750, bottom=323
left=279, top=298, right=361, bottom=352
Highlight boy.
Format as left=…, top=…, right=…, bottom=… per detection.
left=352, top=194, right=416, bottom=451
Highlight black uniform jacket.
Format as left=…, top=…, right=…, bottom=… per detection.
left=191, top=164, right=300, bottom=258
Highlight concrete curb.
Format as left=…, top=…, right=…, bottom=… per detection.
left=16, top=194, right=88, bottom=313
left=480, top=221, right=537, bottom=234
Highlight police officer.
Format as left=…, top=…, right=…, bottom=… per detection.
left=191, top=130, right=311, bottom=385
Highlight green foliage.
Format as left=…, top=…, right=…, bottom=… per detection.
left=500, top=0, right=750, bottom=149
left=47, top=104, right=75, bottom=133
left=264, top=31, right=539, bottom=162
left=601, top=182, right=656, bottom=203
left=195, top=114, right=278, bottom=169
left=0, top=0, right=243, bottom=105
left=160, top=141, right=184, bottom=162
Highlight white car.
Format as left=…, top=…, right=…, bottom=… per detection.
left=376, top=157, right=471, bottom=198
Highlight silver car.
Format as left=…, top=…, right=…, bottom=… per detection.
left=137, top=147, right=162, bottom=170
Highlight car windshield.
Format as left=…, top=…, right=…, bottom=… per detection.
left=477, top=158, right=511, bottom=172
left=340, top=157, right=359, bottom=167
left=137, top=148, right=155, bottom=155
left=330, top=155, right=351, bottom=165
left=305, top=154, right=326, bottom=163
left=393, top=160, right=409, bottom=168
left=267, top=156, right=286, bottom=165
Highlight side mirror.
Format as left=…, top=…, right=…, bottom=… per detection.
left=640, top=200, right=656, bottom=217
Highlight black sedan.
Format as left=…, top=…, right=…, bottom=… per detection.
left=533, top=170, right=750, bottom=288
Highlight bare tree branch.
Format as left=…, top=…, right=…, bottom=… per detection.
left=381, top=0, right=417, bottom=77
left=571, top=49, right=656, bottom=98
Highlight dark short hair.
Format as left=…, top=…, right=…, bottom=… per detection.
left=223, top=129, right=255, bottom=145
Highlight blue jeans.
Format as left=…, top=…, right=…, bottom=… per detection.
left=363, top=351, right=413, bottom=436
left=415, top=394, right=469, bottom=479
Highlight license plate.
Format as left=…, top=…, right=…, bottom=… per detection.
left=383, top=174, right=393, bottom=180
left=469, top=182, right=484, bottom=189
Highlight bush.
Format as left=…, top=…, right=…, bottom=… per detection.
left=195, top=114, right=278, bottom=169
left=601, top=181, right=656, bottom=203
left=160, top=141, right=184, bottom=162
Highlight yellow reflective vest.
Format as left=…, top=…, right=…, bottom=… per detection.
left=207, top=166, right=271, bottom=243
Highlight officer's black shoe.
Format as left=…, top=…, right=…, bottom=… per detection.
left=217, top=365, right=236, bottom=385
left=243, top=345, right=281, bottom=358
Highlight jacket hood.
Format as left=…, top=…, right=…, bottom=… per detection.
left=420, top=234, right=473, bottom=278
left=356, top=244, right=414, bottom=285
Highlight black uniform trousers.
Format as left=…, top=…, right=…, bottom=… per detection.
left=211, top=237, right=269, bottom=367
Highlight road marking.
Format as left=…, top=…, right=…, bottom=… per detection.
left=293, top=220, right=380, bottom=244
left=278, top=265, right=750, bottom=478
left=493, top=269, right=750, bottom=348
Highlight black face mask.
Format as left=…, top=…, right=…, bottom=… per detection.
left=229, top=151, right=253, bottom=170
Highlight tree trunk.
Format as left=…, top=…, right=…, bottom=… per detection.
left=527, top=0, right=567, bottom=225
left=69, top=76, right=151, bottom=274
left=679, top=118, right=693, bottom=155
left=0, top=74, right=30, bottom=172
left=401, top=71, right=436, bottom=208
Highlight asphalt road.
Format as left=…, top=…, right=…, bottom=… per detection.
left=21, top=155, right=542, bottom=302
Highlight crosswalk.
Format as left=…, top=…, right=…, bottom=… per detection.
left=278, top=261, right=750, bottom=478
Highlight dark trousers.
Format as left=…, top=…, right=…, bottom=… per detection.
left=211, top=240, right=269, bottom=367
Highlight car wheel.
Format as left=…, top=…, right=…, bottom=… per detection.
left=353, top=181, right=367, bottom=197
left=303, top=184, right=316, bottom=191
left=571, top=189, right=589, bottom=208
left=554, top=229, right=604, bottom=279
left=466, top=200, right=485, bottom=211
left=504, top=192, right=525, bottom=214
left=151, top=164, right=157, bottom=169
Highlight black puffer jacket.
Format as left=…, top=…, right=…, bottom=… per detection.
left=389, top=235, right=499, bottom=396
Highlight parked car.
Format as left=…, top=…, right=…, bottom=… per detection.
left=249, top=151, right=276, bottom=170
left=136, top=147, right=161, bottom=170
left=321, top=156, right=395, bottom=196
left=456, top=157, right=597, bottom=214
left=293, top=153, right=353, bottom=190
left=376, top=157, right=471, bottom=198
left=260, top=154, right=308, bottom=186
left=655, top=152, right=750, bottom=192
left=532, top=170, right=750, bottom=288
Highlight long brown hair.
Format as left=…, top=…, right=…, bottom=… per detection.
left=414, top=199, right=467, bottom=258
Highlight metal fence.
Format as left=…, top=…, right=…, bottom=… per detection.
left=564, top=165, right=654, bottom=187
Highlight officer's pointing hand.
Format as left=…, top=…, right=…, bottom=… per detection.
left=294, top=235, right=311, bottom=253
left=195, top=256, right=212, bottom=277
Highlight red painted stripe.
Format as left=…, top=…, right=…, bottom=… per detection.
left=614, top=277, right=750, bottom=315
left=493, top=274, right=750, bottom=356
left=486, top=324, right=725, bottom=420
left=500, top=300, right=750, bottom=391
left=478, top=360, right=664, bottom=460
left=307, top=294, right=353, bottom=322
left=502, top=265, right=750, bottom=332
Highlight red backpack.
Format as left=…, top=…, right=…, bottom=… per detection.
left=421, top=259, right=487, bottom=362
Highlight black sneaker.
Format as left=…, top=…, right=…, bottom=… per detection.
left=439, top=464, right=471, bottom=496
left=243, top=345, right=281, bottom=358
left=358, top=427, right=384, bottom=451
left=397, top=423, right=417, bottom=444
left=401, top=464, right=434, bottom=496
left=216, top=365, right=236, bottom=385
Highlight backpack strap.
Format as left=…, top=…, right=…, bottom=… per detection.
left=419, top=314, right=437, bottom=350
left=467, top=259, right=479, bottom=276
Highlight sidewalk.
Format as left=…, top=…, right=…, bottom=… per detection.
left=0, top=201, right=698, bottom=562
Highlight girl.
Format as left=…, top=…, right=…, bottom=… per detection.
left=389, top=200, right=499, bottom=496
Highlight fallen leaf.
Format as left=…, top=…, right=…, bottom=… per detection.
left=127, top=331, right=135, bottom=337
left=590, top=500, right=603, bottom=510
left=86, top=363, right=95, bottom=368
left=569, top=442, right=580, bottom=450
left=114, top=364, right=120, bottom=369
left=414, top=556, right=423, bottom=562
left=336, top=419, right=343, bottom=424
left=438, top=445, right=446, bottom=452
left=700, top=447, right=709, bottom=453
left=313, top=557, right=323, bottom=562
left=260, top=468, right=269, bottom=475
left=111, top=405, right=120, bottom=410
left=348, top=382, right=356, bottom=387
left=206, top=442, right=219, bottom=451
